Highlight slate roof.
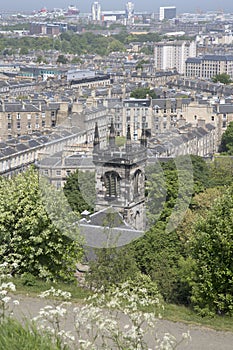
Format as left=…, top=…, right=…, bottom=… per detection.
left=79, top=207, right=144, bottom=249
left=218, top=104, right=233, bottom=113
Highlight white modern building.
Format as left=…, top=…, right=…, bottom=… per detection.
left=91, top=1, right=101, bottom=21
left=125, top=2, right=135, bottom=25
left=159, top=6, right=176, bottom=21
left=154, top=40, right=197, bottom=74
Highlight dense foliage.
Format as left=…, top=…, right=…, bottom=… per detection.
left=212, top=73, right=232, bottom=85
left=131, top=155, right=233, bottom=314
left=188, top=186, right=233, bottom=316
left=63, top=169, right=95, bottom=214
left=219, top=121, right=233, bottom=154
left=0, top=168, right=83, bottom=281
left=130, top=87, right=159, bottom=99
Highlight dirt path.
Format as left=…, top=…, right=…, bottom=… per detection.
left=9, top=294, right=233, bottom=350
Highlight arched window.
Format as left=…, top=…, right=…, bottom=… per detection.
left=134, top=169, right=142, bottom=197
left=104, top=171, right=120, bottom=198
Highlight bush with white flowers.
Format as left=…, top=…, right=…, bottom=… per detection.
left=33, top=282, right=191, bottom=350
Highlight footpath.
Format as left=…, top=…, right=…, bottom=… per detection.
left=8, top=294, right=233, bottom=350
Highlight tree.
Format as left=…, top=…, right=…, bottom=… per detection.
left=130, top=87, right=158, bottom=99
left=132, top=222, right=184, bottom=303
left=219, top=121, right=233, bottom=154
left=188, top=185, right=233, bottom=316
left=209, top=156, right=233, bottom=187
left=86, top=244, right=139, bottom=292
left=56, top=54, right=68, bottom=64
left=0, top=168, right=83, bottom=281
left=63, top=170, right=95, bottom=214
left=212, top=73, right=232, bottom=85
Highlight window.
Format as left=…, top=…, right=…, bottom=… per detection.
left=56, top=170, right=61, bottom=176
left=27, top=122, right=31, bottom=129
left=44, top=170, right=48, bottom=175
left=27, top=114, right=31, bottom=120
left=17, top=113, right=20, bottom=120
left=104, top=171, right=120, bottom=198
left=7, top=123, right=11, bottom=130
left=211, top=116, right=215, bottom=121
left=134, top=170, right=142, bottom=197
left=7, top=114, right=11, bottom=120
left=17, top=121, right=20, bottom=129
left=42, top=120, right=45, bottom=127
left=35, top=122, right=39, bottom=129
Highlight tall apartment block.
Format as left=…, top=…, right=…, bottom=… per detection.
left=125, top=2, right=135, bottom=25
left=159, top=6, right=176, bottom=21
left=91, top=1, right=101, bottom=21
left=154, top=40, right=197, bottom=74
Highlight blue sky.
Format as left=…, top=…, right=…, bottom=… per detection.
left=0, top=1, right=232, bottom=13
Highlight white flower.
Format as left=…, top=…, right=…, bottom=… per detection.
left=2, top=296, right=11, bottom=304
left=13, top=300, right=19, bottom=305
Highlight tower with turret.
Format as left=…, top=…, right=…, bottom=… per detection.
left=92, top=120, right=147, bottom=231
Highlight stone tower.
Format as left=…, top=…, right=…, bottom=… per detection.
left=93, top=121, right=147, bottom=231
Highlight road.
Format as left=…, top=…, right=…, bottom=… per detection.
left=8, top=294, right=233, bottom=350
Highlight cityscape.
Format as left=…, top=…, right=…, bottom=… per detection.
left=0, top=2, right=233, bottom=349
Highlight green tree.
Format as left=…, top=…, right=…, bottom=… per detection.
left=0, top=168, right=83, bottom=281
left=212, top=73, right=232, bottom=84
left=56, top=54, right=68, bottom=64
left=219, top=121, right=233, bottom=154
left=130, top=87, right=158, bottom=99
left=86, top=244, right=139, bottom=292
left=63, top=170, right=95, bottom=214
left=188, top=185, right=233, bottom=316
left=209, top=156, right=233, bottom=187
left=132, top=222, right=184, bottom=303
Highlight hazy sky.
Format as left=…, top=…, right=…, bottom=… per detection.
left=0, top=0, right=232, bottom=14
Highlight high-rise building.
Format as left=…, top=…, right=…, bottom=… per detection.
left=125, top=2, right=135, bottom=25
left=159, top=6, right=176, bottom=21
left=154, top=40, right=197, bottom=74
left=91, top=1, right=101, bottom=21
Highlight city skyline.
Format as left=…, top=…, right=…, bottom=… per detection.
left=0, top=0, right=232, bottom=14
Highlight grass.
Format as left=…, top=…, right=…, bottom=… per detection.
left=12, top=277, right=233, bottom=333
left=163, top=303, right=233, bottom=333
left=0, top=318, right=63, bottom=350
left=12, top=276, right=91, bottom=301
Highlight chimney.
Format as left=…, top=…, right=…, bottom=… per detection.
left=197, top=119, right=206, bottom=128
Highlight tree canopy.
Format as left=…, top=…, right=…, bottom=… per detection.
left=130, top=87, right=159, bottom=99
left=212, top=73, right=232, bottom=85
left=219, top=121, right=233, bottom=154
left=0, top=168, right=83, bottom=281
left=188, top=185, right=233, bottom=316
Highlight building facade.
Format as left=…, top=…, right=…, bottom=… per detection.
left=154, top=40, right=197, bottom=74
left=159, top=6, right=176, bottom=21
left=91, top=2, right=101, bottom=21
left=185, top=55, right=233, bottom=79
left=93, top=122, right=147, bottom=231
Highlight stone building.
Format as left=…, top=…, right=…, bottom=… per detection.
left=93, top=121, right=147, bottom=231
left=0, top=100, right=68, bottom=141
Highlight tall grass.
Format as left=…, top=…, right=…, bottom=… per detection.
left=0, top=318, right=68, bottom=350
